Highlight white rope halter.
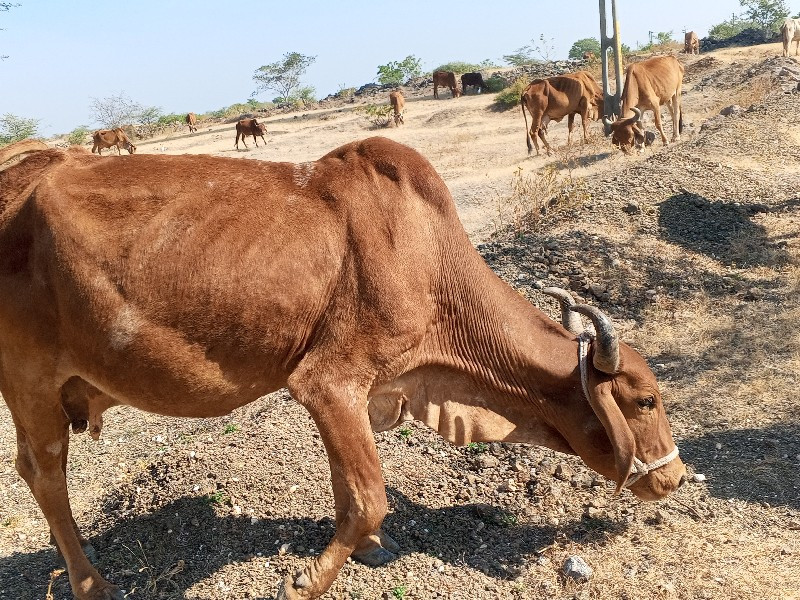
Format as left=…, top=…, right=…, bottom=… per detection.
left=578, top=332, right=679, bottom=488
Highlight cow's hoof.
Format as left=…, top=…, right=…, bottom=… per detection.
left=352, top=545, right=396, bottom=567
left=275, top=576, right=306, bottom=600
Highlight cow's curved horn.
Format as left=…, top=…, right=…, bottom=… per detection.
left=570, top=304, right=619, bottom=373
left=542, top=287, right=584, bottom=335
left=629, top=106, right=642, bottom=123
left=603, top=116, right=613, bottom=127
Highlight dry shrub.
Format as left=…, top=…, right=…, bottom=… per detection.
left=494, top=164, right=588, bottom=236
left=494, top=76, right=530, bottom=110
left=708, top=74, right=775, bottom=115
left=356, top=103, right=394, bottom=128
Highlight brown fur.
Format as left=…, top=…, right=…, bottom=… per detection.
left=91, top=128, right=136, bottom=155
left=684, top=31, right=699, bottom=54
left=608, top=56, right=684, bottom=150
left=432, top=70, right=461, bottom=99
left=564, top=70, right=604, bottom=120
left=520, top=75, right=595, bottom=155
left=186, top=112, right=198, bottom=133
left=234, top=118, right=267, bottom=149
left=389, top=90, right=405, bottom=126
left=0, top=138, right=684, bottom=599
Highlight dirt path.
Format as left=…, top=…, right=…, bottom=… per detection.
left=1, top=42, right=799, bottom=600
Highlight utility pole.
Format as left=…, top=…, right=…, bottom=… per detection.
left=600, top=0, right=624, bottom=132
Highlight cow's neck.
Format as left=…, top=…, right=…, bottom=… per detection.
left=372, top=248, right=583, bottom=453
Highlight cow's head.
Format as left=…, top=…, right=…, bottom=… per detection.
left=124, top=141, right=137, bottom=154
left=453, top=88, right=462, bottom=98
left=544, top=289, right=686, bottom=501
left=255, top=122, right=267, bottom=135
left=605, top=107, right=646, bottom=153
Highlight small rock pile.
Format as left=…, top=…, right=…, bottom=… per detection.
left=700, top=28, right=781, bottom=52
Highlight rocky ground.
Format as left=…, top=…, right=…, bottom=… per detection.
left=1, top=44, right=800, bottom=599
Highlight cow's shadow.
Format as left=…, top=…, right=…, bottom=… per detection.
left=0, top=488, right=626, bottom=600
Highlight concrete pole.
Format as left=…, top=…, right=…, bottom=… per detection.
left=600, top=0, right=624, bottom=133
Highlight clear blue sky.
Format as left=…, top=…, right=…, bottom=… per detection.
left=0, top=0, right=787, bottom=136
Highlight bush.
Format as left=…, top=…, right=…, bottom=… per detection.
left=431, top=60, right=495, bottom=74
left=568, top=38, right=601, bottom=59
left=494, top=77, right=529, bottom=110
left=66, top=125, right=91, bottom=146
left=484, top=76, right=509, bottom=93
left=0, top=113, right=40, bottom=146
left=709, top=18, right=759, bottom=39
left=336, top=85, right=356, bottom=99
left=356, top=103, right=394, bottom=128
left=377, top=55, right=422, bottom=85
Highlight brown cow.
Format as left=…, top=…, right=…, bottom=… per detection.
left=605, top=56, right=684, bottom=152
left=0, top=138, right=685, bottom=600
left=564, top=70, right=604, bottom=121
left=432, top=70, right=461, bottom=99
left=684, top=31, right=699, bottom=54
left=235, top=118, right=267, bottom=149
left=186, top=112, right=198, bottom=133
left=91, top=127, right=136, bottom=155
left=520, top=75, right=596, bottom=155
left=389, top=90, right=405, bottom=126
left=583, top=51, right=596, bottom=61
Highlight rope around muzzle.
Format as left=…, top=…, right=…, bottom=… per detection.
left=578, top=332, right=679, bottom=488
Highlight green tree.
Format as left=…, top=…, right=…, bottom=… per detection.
left=503, top=46, right=535, bottom=66
left=656, top=31, right=675, bottom=45
left=376, top=55, right=422, bottom=85
left=568, top=38, right=601, bottom=59
left=252, top=52, right=316, bottom=101
left=709, top=16, right=757, bottom=39
left=740, top=0, right=789, bottom=35
left=0, top=113, right=40, bottom=145
left=89, top=93, right=145, bottom=128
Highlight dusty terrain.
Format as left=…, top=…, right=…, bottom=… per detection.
left=1, top=42, right=799, bottom=599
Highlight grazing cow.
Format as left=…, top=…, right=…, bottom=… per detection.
left=684, top=31, right=699, bottom=54
left=583, top=51, right=596, bottom=61
left=432, top=70, right=461, bottom=98
left=604, top=55, right=684, bottom=152
left=389, top=90, right=405, bottom=126
left=0, top=137, right=685, bottom=600
left=235, top=118, right=267, bottom=149
left=186, top=112, right=198, bottom=133
left=520, top=75, right=596, bottom=155
left=460, top=72, right=487, bottom=94
left=90, top=128, right=136, bottom=155
left=781, top=18, right=800, bottom=57
left=564, top=70, right=604, bottom=121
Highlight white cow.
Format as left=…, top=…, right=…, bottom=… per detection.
left=781, top=18, right=800, bottom=57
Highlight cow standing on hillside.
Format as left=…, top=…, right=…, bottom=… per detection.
left=186, top=112, right=198, bottom=133
left=389, top=90, right=405, bottom=126
left=234, top=118, right=267, bottom=149
left=460, top=72, right=487, bottom=94
left=432, top=71, right=461, bottom=99
left=684, top=31, right=699, bottom=54
left=520, top=75, right=596, bottom=155
left=0, top=138, right=685, bottom=600
left=91, top=128, right=136, bottom=155
left=781, top=18, right=800, bottom=57
left=605, top=55, right=684, bottom=152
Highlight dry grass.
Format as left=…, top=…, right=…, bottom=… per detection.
left=706, top=74, right=776, bottom=117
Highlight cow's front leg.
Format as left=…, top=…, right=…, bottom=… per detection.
left=280, top=372, right=388, bottom=599
left=11, top=402, right=123, bottom=600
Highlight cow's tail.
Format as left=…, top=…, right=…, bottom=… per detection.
left=679, top=109, right=684, bottom=134
left=0, top=139, right=51, bottom=170
left=521, top=95, right=533, bottom=154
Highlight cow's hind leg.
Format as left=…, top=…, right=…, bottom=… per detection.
left=7, top=388, right=123, bottom=600
left=279, top=363, right=389, bottom=599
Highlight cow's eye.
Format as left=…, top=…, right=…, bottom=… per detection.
left=637, top=396, right=655, bottom=410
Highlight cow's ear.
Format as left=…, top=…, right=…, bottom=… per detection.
left=585, top=377, right=635, bottom=494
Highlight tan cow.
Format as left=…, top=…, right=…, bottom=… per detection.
left=389, top=90, right=405, bottom=126
left=0, top=138, right=685, bottom=600
left=684, top=31, right=699, bottom=54
left=432, top=70, right=461, bottom=98
left=520, top=75, right=596, bottom=155
left=781, top=18, right=800, bottom=57
left=605, top=55, right=684, bottom=152
left=91, top=127, right=136, bottom=155
left=564, top=70, right=604, bottom=121
left=186, top=112, right=198, bottom=133
left=234, top=118, right=267, bottom=149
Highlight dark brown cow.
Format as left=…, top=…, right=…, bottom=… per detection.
left=460, top=72, right=486, bottom=94
left=186, top=112, right=198, bottom=133
left=235, top=118, right=267, bottom=149
left=432, top=70, right=461, bottom=99
left=0, top=138, right=685, bottom=600
left=389, top=90, right=405, bottom=126
left=684, top=31, right=699, bottom=54
left=583, top=51, right=596, bottom=61
left=520, top=75, right=595, bottom=155
left=91, top=128, right=136, bottom=155
left=604, top=56, right=684, bottom=152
